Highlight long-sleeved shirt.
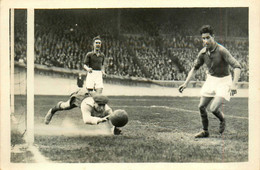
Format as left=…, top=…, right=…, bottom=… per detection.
left=80, top=97, right=112, bottom=125
left=194, top=43, right=241, bottom=77
left=84, top=51, right=105, bottom=70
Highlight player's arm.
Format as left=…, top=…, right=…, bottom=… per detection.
left=178, top=67, right=197, bottom=93
left=84, top=64, right=93, bottom=73
left=101, top=54, right=106, bottom=76
left=81, top=103, right=107, bottom=125
left=179, top=50, right=204, bottom=93
left=83, top=53, right=92, bottom=73
left=101, top=65, right=106, bottom=75
left=103, top=105, right=113, bottom=120
left=230, top=68, right=241, bottom=96
left=221, top=47, right=242, bottom=96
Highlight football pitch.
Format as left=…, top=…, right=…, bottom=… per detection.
left=11, top=95, right=248, bottom=163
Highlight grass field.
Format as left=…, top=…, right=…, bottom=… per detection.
left=11, top=95, right=248, bottom=163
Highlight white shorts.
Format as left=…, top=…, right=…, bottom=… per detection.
left=200, top=74, right=232, bottom=101
left=86, top=70, right=104, bottom=89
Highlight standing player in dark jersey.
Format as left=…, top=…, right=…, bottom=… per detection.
left=83, top=36, right=106, bottom=94
left=178, top=25, right=241, bottom=138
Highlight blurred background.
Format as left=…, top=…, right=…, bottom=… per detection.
left=13, top=8, right=248, bottom=95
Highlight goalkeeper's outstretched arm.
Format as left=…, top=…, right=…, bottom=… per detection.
left=81, top=104, right=107, bottom=125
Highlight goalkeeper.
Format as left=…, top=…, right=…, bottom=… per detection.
left=44, top=90, right=122, bottom=135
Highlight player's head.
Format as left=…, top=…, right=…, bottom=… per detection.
left=199, top=25, right=215, bottom=50
left=92, top=94, right=109, bottom=112
left=93, top=36, right=102, bottom=51
left=200, top=25, right=214, bottom=36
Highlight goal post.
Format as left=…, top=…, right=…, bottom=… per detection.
left=26, top=8, right=35, bottom=145
left=10, top=8, right=35, bottom=146
left=10, top=8, right=15, bottom=115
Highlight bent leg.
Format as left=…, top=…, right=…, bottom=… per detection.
left=209, top=97, right=226, bottom=134
left=51, top=98, right=76, bottom=114
left=45, top=100, right=65, bottom=125
left=45, top=99, right=77, bottom=125
left=198, top=96, right=213, bottom=131
left=209, top=97, right=225, bottom=122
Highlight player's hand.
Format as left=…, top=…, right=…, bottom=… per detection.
left=87, top=68, right=93, bottom=73
left=97, top=117, right=109, bottom=124
left=178, top=84, right=186, bottom=93
left=102, top=71, right=107, bottom=77
left=105, top=115, right=110, bottom=120
left=230, top=84, right=237, bottom=96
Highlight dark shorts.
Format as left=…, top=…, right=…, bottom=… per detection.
left=69, top=90, right=90, bottom=107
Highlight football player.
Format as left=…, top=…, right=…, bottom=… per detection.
left=178, top=25, right=241, bottom=138
left=44, top=91, right=122, bottom=135
left=44, top=88, right=89, bottom=124
left=83, top=36, right=106, bottom=94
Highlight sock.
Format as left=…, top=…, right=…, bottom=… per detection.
left=199, top=106, right=209, bottom=131
left=51, top=102, right=63, bottom=114
left=212, top=110, right=224, bottom=122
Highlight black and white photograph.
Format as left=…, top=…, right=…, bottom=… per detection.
left=1, top=0, right=259, bottom=170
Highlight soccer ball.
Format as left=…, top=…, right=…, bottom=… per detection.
left=110, top=109, right=128, bottom=127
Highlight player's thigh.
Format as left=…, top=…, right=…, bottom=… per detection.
left=95, top=88, right=103, bottom=94
left=215, top=84, right=231, bottom=101
left=200, top=78, right=215, bottom=97
left=94, top=72, right=104, bottom=89
left=86, top=74, right=95, bottom=89
left=198, top=96, right=213, bottom=108
left=215, top=75, right=232, bottom=101
left=209, top=96, right=225, bottom=112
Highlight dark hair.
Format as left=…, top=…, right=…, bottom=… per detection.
left=199, top=25, right=214, bottom=35
left=93, top=35, right=101, bottom=42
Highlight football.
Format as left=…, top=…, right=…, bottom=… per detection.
left=110, top=109, right=128, bottom=127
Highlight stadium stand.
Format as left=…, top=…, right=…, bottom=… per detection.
left=14, top=9, right=249, bottom=82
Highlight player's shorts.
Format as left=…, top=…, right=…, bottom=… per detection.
left=200, top=74, right=232, bottom=101
left=86, top=70, right=103, bottom=89
left=69, top=89, right=90, bottom=107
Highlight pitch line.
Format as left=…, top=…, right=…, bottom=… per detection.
left=113, top=105, right=248, bottom=120
left=12, top=144, right=51, bottom=163
left=28, top=144, right=51, bottom=163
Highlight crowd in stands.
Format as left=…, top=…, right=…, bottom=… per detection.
left=14, top=9, right=249, bottom=82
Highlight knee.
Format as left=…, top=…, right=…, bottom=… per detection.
left=209, top=105, right=218, bottom=113
left=198, top=104, right=206, bottom=112
left=198, top=105, right=207, bottom=117
left=59, top=100, right=71, bottom=109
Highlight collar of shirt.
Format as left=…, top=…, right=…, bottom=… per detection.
left=92, top=51, right=102, bottom=56
left=209, top=42, right=218, bottom=53
left=201, top=42, right=218, bottom=54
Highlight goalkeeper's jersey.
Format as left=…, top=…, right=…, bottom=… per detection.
left=81, top=97, right=111, bottom=118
